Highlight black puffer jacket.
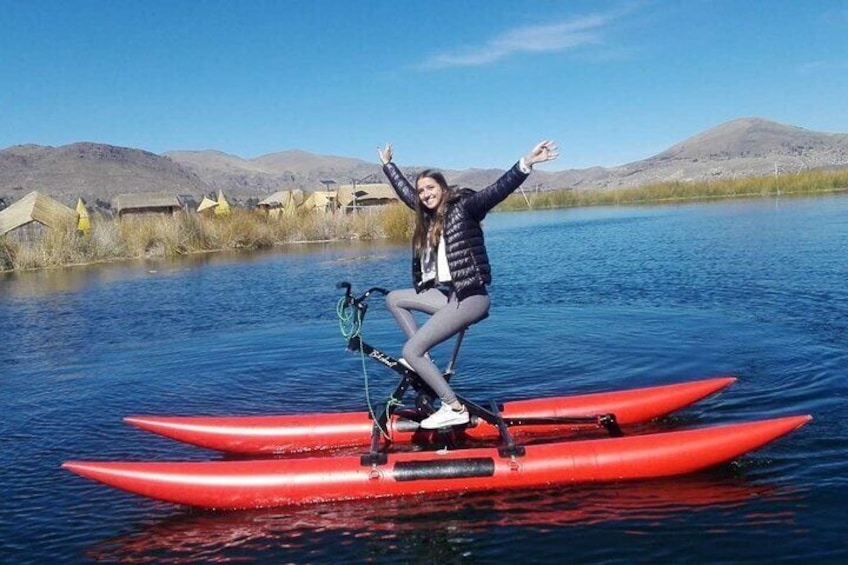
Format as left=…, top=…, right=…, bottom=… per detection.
left=382, top=162, right=530, bottom=301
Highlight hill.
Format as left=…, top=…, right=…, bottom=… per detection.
left=367, top=118, right=848, bottom=193
left=164, top=149, right=381, bottom=197
left=0, top=142, right=208, bottom=207
left=2, top=118, right=847, bottom=208
left=552, top=118, right=848, bottom=190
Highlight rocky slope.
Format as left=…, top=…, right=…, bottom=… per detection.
left=2, top=118, right=847, bottom=209
left=0, top=142, right=208, bottom=207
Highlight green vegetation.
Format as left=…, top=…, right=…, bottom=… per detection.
left=497, top=168, right=848, bottom=211
left=2, top=168, right=846, bottom=272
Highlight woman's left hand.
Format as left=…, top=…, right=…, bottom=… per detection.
left=525, top=140, right=560, bottom=166
left=378, top=143, right=394, bottom=165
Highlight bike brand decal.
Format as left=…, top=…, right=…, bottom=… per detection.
left=369, top=350, right=399, bottom=368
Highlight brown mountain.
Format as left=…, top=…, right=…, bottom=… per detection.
left=555, top=117, right=848, bottom=191
left=0, top=142, right=208, bottom=207
left=655, top=117, right=848, bottom=161
left=2, top=118, right=847, bottom=209
left=164, top=149, right=381, bottom=197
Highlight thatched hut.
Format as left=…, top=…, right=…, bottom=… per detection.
left=257, top=189, right=307, bottom=218
left=197, top=196, right=218, bottom=215
left=114, top=193, right=182, bottom=219
left=76, top=198, right=91, bottom=236
left=214, top=190, right=231, bottom=216
left=0, top=191, right=77, bottom=244
left=336, top=183, right=398, bottom=212
left=302, top=190, right=336, bottom=214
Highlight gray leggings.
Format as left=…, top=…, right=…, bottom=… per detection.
left=385, top=287, right=490, bottom=405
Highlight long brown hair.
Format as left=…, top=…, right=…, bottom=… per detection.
left=412, top=169, right=452, bottom=254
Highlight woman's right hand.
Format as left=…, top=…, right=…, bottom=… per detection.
left=378, top=143, right=393, bottom=165
left=525, top=140, right=559, bottom=166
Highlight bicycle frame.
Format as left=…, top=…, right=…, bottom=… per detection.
left=336, top=282, right=621, bottom=465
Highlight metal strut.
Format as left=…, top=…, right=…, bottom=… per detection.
left=598, top=413, right=623, bottom=437
left=489, top=400, right=526, bottom=458
left=337, top=282, right=624, bottom=467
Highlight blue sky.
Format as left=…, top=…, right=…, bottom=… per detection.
left=2, top=0, right=846, bottom=170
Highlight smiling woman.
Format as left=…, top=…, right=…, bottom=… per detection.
left=377, top=140, right=558, bottom=428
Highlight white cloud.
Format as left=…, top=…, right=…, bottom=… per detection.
left=419, top=9, right=630, bottom=70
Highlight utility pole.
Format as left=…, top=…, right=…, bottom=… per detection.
left=348, top=174, right=378, bottom=212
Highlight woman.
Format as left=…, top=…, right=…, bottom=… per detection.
left=378, top=140, right=559, bottom=429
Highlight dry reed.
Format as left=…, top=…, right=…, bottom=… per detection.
left=3, top=168, right=845, bottom=272
left=1, top=206, right=414, bottom=272
left=498, top=168, right=848, bottom=211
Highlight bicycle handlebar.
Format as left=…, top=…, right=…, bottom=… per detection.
left=337, top=281, right=389, bottom=308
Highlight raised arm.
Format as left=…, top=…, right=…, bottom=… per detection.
left=378, top=143, right=418, bottom=209
left=463, top=140, right=560, bottom=218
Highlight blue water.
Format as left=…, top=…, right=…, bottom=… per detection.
left=2, top=196, right=846, bottom=563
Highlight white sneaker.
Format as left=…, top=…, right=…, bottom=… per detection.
left=419, top=403, right=469, bottom=429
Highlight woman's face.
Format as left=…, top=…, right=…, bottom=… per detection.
left=416, top=176, right=445, bottom=210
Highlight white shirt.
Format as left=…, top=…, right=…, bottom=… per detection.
left=420, top=233, right=452, bottom=284
left=436, top=233, right=451, bottom=283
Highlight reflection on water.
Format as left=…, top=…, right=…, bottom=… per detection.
left=86, top=475, right=801, bottom=563
left=2, top=196, right=847, bottom=564
left=0, top=240, right=397, bottom=299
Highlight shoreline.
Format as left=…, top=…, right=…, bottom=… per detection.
left=3, top=185, right=846, bottom=274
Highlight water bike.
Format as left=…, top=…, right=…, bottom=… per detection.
left=63, top=282, right=811, bottom=510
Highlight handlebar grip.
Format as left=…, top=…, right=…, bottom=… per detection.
left=367, top=287, right=390, bottom=296
left=337, top=282, right=388, bottom=304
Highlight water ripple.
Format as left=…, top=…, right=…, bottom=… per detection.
left=2, top=197, right=847, bottom=564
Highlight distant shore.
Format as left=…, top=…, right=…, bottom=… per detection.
left=2, top=168, right=847, bottom=273
left=496, top=168, right=848, bottom=211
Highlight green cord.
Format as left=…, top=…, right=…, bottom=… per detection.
left=337, top=297, right=396, bottom=441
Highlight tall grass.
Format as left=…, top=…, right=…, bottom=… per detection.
left=11, top=218, right=92, bottom=269
left=1, top=207, right=414, bottom=272
left=378, top=203, right=414, bottom=241
left=497, top=168, right=848, bottom=211
left=0, top=235, right=13, bottom=270
left=2, top=167, right=845, bottom=272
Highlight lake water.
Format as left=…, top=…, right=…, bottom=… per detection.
left=2, top=196, right=846, bottom=563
